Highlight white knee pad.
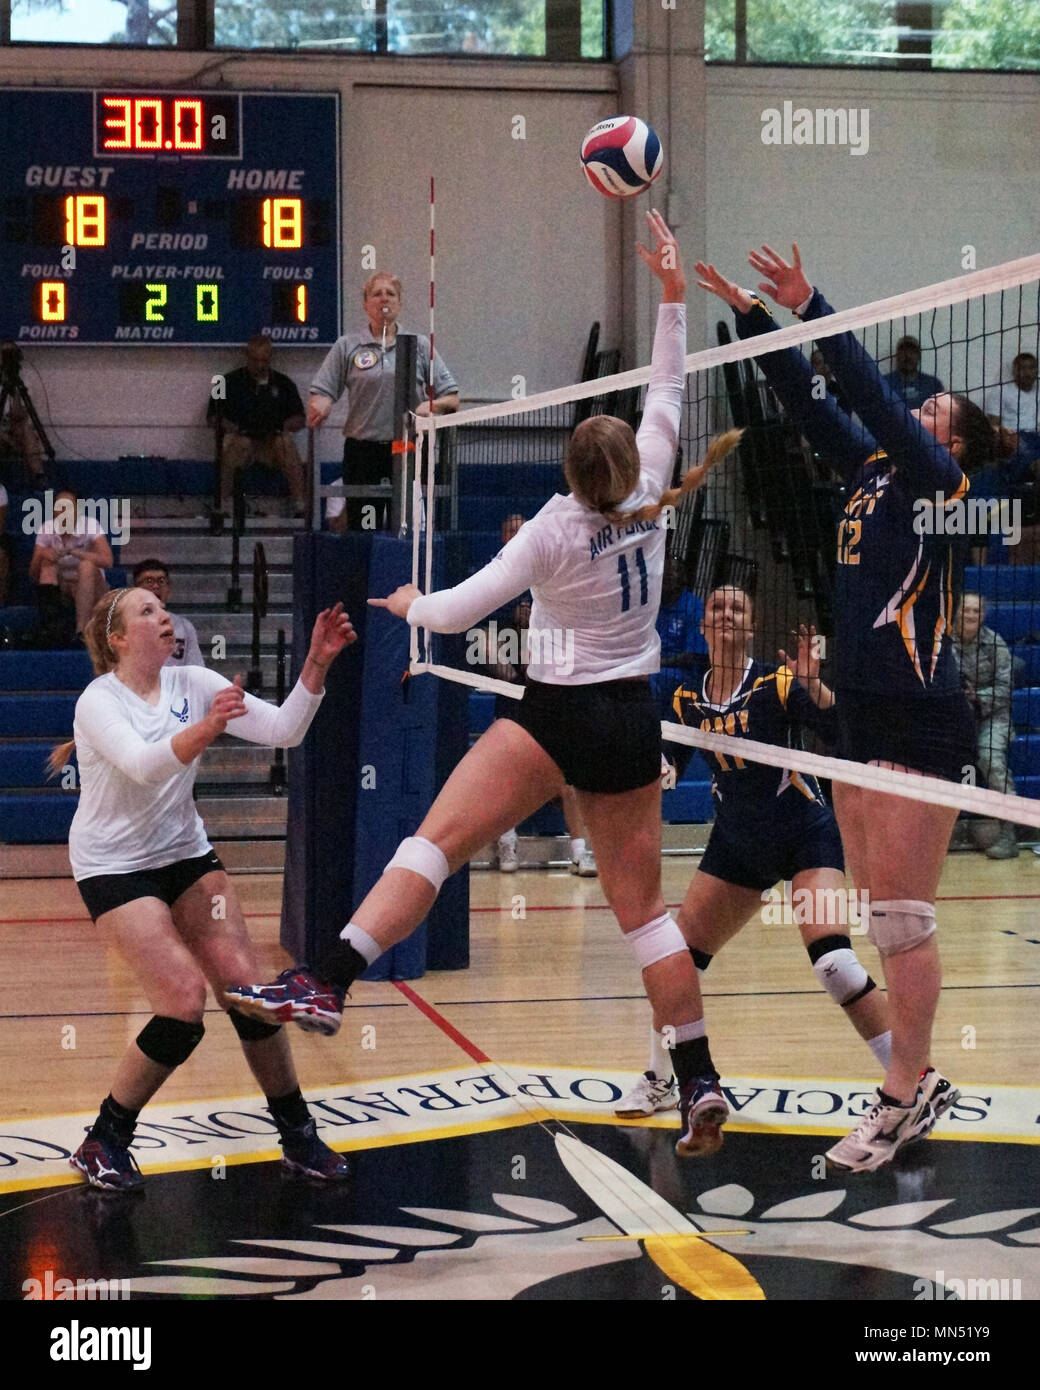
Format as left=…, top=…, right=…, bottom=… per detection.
left=625, top=913, right=687, bottom=970
left=867, top=899, right=936, bottom=958
left=809, top=937, right=872, bottom=1006
left=386, top=836, right=450, bottom=892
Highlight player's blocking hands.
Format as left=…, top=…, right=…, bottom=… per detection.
left=308, top=603, right=356, bottom=665
left=748, top=243, right=812, bottom=313
left=637, top=209, right=686, bottom=301
left=694, top=261, right=753, bottom=314
left=778, top=623, right=820, bottom=681
left=369, top=583, right=421, bottom=621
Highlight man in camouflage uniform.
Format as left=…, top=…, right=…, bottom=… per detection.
left=951, top=592, right=1019, bottom=859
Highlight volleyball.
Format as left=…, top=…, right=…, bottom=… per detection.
left=580, top=116, right=663, bottom=198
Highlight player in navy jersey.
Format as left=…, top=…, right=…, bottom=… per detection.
left=618, top=584, right=901, bottom=1119
left=694, top=245, right=989, bottom=1171
left=229, top=212, right=741, bottom=1158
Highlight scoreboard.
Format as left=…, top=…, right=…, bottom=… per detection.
left=0, top=88, right=341, bottom=347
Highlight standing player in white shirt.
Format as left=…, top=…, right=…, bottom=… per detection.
left=60, top=585, right=355, bottom=1190
left=229, top=213, right=732, bottom=1158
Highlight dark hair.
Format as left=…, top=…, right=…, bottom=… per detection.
left=1013, top=352, right=1038, bottom=367
left=132, top=557, right=170, bottom=582
left=950, top=395, right=995, bottom=474
left=896, top=336, right=920, bottom=352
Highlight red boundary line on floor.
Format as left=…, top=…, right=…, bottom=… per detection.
left=392, top=980, right=491, bottom=1064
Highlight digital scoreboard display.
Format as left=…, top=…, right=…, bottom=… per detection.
left=0, top=88, right=341, bottom=346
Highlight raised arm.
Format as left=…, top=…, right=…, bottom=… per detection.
left=696, top=259, right=877, bottom=480
left=633, top=211, right=687, bottom=496
left=749, top=244, right=966, bottom=499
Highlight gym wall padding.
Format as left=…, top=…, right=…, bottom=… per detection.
left=280, top=531, right=469, bottom=979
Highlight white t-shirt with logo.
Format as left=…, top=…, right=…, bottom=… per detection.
left=406, top=303, right=686, bottom=685
left=69, top=666, right=323, bottom=879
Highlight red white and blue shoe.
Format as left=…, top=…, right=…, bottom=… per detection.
left=225, top=968, right=345, bottom=1037
left=675, top=1075, right=728, bottom=1158
left=70, top=1136, right=145, bottom=1193
left=280, top=1120, right=352, bottom=1181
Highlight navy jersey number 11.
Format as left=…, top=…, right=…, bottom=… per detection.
left=618, top=547, right=649, bottom=613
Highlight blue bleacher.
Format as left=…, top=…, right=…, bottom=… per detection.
left=0, top=793, right=76, bottom=842
left=963, top=566, right=1040, bottom=603
left=985, top=602, right=1040, bottom=646
left=0, top=694, right=78, bottom=738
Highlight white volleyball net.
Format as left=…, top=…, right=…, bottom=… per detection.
left=412, top=252, right=1040, bottom=831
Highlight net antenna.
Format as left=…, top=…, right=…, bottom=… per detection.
left=413, top=251, right=1040, bottom=826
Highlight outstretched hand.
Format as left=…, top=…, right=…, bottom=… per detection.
left=778, top=623, right=821, bottom=682
left=369, top=583, right=421, bottom=621
left=748, top=243, right=812, bottom=313
left=693, top=261, right=753, bottom=314
left=636, top=209, right=686, bottom=302
left=308, top=603, right=356, bottom=666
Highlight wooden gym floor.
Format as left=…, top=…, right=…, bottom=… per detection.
left=1, top=847, right=1038, bottom=1306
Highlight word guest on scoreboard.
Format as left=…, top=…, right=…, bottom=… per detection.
left=1, top=88, right=341, bottom=346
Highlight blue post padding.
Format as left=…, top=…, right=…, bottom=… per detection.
left=280, top=531, right=470, bottom=980
left=280, top=531, right=372, bottom=964
left=354, top=535, right=469, bottom=980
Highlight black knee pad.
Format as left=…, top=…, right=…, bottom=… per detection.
left=227, top=1008, right=282, bottom=1042
left=690, top=947, right=713, bottom=973
left=136, top=1015, right=205, bottom=1068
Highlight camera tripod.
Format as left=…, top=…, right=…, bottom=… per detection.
left=0, top=343, right=54, bottom=478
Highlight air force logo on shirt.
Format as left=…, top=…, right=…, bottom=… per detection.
left=353, top=349, right=379, bottom=370
left=170, top=697, right=189, bottom=723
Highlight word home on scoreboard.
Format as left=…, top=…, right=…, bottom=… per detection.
left=1, top=88, right=341, bottom=346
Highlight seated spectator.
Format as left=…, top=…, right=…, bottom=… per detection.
left=486, top=514, right=596, bottom=876
left=950, top=592, right=1019, bottom=859
left=208, top=335, right=306, bottom=517
left=0, top=480, right=9, bottom=607
left=882, top=335, right=944, bottom=410
left=985, top=352, right=1040, bottom=457
left=0, top=393, right=46, bottom=490
left=132, top=558, right=204, bottom=667
left=28, top=485, right=111, bottom=644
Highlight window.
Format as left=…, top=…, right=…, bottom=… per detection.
left=706, top=0, right=1040, bottom=71
left=11, top=0, right=177, bottom=44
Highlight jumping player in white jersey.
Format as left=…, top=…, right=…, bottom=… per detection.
left=228, top=212, right=731, bottom=1157
left=62, top=585, right=355, bottom=1190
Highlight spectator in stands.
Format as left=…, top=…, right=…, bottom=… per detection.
left=882, top=335, right=944, bottom=410
left=487, top=514, right=596, bottom=876
left=985, top=352, right=1040, bottom=459
left=951, top=592, right=1020, bottom=859
left=810, top=348, right=851, bottom=414
left=132, top=559, right=204, bottom=668
left=29, top=485, right=111, bottom=644
left=0, top=480, right=9, bottom=607
left=314, top=272, right=458, bottom=533
left=0, top=393, right=46, bottom=489
left=208, top=336, right=307, bottom=517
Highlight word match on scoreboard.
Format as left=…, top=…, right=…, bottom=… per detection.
left=1, top=89, right=341, bottom=346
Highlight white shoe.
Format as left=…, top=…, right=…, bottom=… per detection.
left=615, top=1071, right=678, bottom=1118
left=497, top=838, right=519, bottom=872
left=570, top=848, right=597, bottom=877
left=825, top=1088, right=934, bottom=1173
